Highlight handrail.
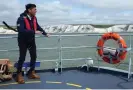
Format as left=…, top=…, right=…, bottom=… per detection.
left=62, top=46, right=96, bottom=49
left=0, top=33, right=133, bottom=39
left=0, top=47, right=58, bottom=52
left=0, top=46, right=125, bottom=52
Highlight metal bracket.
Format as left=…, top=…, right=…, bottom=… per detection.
left=54, top=61, right=59, bottom=72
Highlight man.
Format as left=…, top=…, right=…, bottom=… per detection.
left=16, top=3, right=49, bottom=84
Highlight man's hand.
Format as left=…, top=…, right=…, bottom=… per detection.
left=36, top=31, right=50, bottom=37
left=45, top=33, right=50, bottom=37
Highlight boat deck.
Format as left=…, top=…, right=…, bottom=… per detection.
left=0, top=67, right=133, bottom=89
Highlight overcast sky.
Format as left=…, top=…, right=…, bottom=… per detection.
left=0, top=0, right=133, bottom=26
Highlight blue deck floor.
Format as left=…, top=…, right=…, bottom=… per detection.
left=0, top=70, right=133, bottom=89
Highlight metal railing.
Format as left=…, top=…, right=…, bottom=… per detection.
left=0, top=33, right=132, bottom=79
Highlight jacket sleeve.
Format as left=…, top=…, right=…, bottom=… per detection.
left=17, top=17, right=35, bottom=33
left=36, top=18, right=47, bottom=35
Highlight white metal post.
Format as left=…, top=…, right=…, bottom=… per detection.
left=58, top=34, right=62, bottom=73
left=97, top=35, right=100, bottom=71
left=128, top=35, right=132, bottom=79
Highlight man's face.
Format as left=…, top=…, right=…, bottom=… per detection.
left=28, top=7, right=37, bottom=16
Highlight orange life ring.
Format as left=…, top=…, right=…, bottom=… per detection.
left=97, top=32, right=127, bottom=64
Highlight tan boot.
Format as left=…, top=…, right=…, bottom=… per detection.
left=27, top=70, right=40, bottom=79
left=16, top=72, right=25, bottom=84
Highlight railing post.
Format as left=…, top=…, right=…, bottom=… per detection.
left=128, top=35, right=132, bottom=79
left=97, top=35, right=100, bottom=71
left=58, top=34, right=62, bottom=73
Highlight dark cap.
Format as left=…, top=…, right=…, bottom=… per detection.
left=25, top=3, right=36, bottom=10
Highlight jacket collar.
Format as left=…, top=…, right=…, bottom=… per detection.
left=27, top=14, right=32, bottom=20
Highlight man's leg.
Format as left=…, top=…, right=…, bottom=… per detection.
left=16, top=40, right=27, bottom=83
left=27, top=39, right=40, bottom=79
left=17, top=42, right=27, bottom=73
left=29, top=41, right=37, bottom=72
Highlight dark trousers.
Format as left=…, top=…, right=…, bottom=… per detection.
left=17, top=37, right=37, bottom=73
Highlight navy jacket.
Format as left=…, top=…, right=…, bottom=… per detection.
left=17, top=11, right=47, bottom=40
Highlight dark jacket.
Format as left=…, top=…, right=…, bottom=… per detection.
left=17, top=11, right=47, bottom=41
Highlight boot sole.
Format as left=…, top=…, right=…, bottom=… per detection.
left=26, top=74, right=40, bottom=79
left=27, top=76, right=40, bottom=79
left=15, top=78, right=25, bottom=84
